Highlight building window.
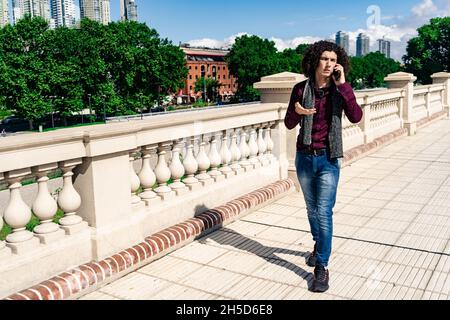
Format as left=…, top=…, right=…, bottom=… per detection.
left=195, top=66, right=198, bottom=70
left=189, top=75, right=192, bottom=80
left=218, top=75, right=220, bottom=79
left=212, top=66, right=217, bottom=80
left=195, top=75, right=198, bottom=80
left=201, top=65, right=205, bottom=78
left=190, top=86, right=192, bottom=90
left=189, top=66, right=191, bottom=69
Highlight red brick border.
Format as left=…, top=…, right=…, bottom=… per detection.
left=4, top=178, right=294, bottom=300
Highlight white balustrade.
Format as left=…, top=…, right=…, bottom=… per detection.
left=264, top=122, right=275, bottom=162
left=238, top=127, right=252, bottom=170
left=169, top=142, right=189, bottom=196
left=208, top=134, right=225, bottom=182
left=183, top=137, right=201, bottom=191
left=195, top=136, right=214, bottom=186
left=3, top=169, right=39, bottom=253
left=219, top=130, right=234, bottom=178
left=257, top=126, right=268, bottom=166
left=248, top=127, right=261, bottom=168
left=154, top=143, right=175, bottom=199
left=58, top=160, right=87, bottom=234
left=138, top=144, right=159, bottom=205
left=129, top=153, right=142, bottom=204
left=230, top=129, right=243, bottom=174
left=31, top=164, right=64, bottom=243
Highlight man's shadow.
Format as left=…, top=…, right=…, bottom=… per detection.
left=198, top=225, right=315, bottom=291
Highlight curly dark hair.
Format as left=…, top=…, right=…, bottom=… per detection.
left=301, top=40, right=351, bottom=79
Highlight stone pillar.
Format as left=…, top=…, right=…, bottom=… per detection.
left=73, top=152, right=141, bottom=261
left=254, top=72, right=307, bottom=191
left=431, top=72, right=450, bottom=117
left=384, top=72, right=417, bottom=136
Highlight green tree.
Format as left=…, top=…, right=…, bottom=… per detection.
left=403, top=17, right=450, bottom=84
left=226, top=35, right=281, bottom=101
left=277, top=48, right=302, bottom=74
left=0, top=15, right=51, bottom=129
left=347, top=52, right=401, bottom=89
left=194, top=77, right=221, bottom=102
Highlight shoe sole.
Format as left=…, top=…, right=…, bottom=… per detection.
left=306, top=255, right=316, bottom=267
left=312, top=282, right=329, bottom=293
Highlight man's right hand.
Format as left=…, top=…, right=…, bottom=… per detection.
left=295, top=102, right=316, bottom=116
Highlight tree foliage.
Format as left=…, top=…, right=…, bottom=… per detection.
left=194, top=77, right=221, bottom=102
left=0, top=16, right=187, bottom=127
left=403, top=17, right=450, bottom=84
left=348, top=52, right=401, bottom=89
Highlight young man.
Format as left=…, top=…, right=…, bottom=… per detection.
left=284, top=41, right=362, bottom=292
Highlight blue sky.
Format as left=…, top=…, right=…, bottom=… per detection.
left=109, top=0, right=450, bottom=61
left=5, top=1, right=449, bottom=60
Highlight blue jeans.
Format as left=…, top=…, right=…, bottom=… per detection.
left=295, top=150, right=341, bottom=267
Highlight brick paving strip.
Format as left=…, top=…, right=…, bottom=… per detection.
left=5, top=116, right=440, bottom=300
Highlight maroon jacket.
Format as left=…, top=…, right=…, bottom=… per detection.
left=284, top=81, right=362, bottom=151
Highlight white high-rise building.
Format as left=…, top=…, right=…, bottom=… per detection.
left=12, top=0, right=51, bottom=24
left=356, top=33, right=370, bottom=57
left=50, top=0, right=76, bottom=28
left=0, top=0, right=9, bottom=27
left=120, top=0, right=138, bottom=21
left=378, top=38, right=391, bottom=59
left=100, top=0, right=110, bottom=25
left=335, top=31, right=349, bottom=54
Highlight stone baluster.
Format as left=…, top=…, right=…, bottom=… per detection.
left=219, top=130, right=234, bottom=178
left=154, top=142, right=176, bottom=200
left=264, top=122, right=276, bottom=163
left=248, top=126, right=261, bottom=169
left=239, top=127, right=252, bottom=171
left=257, top=125, right=269, bottom=166
left=31, top=163, right=65, bottom=244
left=3, top=169, right=40, bottom=254
left=169, top=141, right=189, bottom=196
left=0, top=173, right=12, bottom=257
left=138, top=144, right=160, bottom=206
left=195, top=136, right=214, bottom=186
left=208, top=133, right=225, bottom=182
left=183, top=137, right=202, bottom=191
left=229, top=129, right=244, bottom=174
left=129, top=152, right=142, bottom=205
left=58, top=159, right=88, bottom=235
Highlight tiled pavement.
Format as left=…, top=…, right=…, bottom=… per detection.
left=80, top=118, right=450, bottom=300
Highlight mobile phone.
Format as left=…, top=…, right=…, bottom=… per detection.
left=333, top=69, right=341, bottom=81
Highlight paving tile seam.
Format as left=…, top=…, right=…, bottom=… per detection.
left=419, top=237, right=450, bottom=296
left=237, top=219, right=450, bottom=258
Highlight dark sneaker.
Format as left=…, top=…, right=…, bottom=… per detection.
left=306, top=243, right=317, bottom=267
left=312, top=264, right=329, bottom=293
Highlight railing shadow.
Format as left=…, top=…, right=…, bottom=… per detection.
left=199, top=227, right=315, bottom=291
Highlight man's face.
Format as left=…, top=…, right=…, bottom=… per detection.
left=316, top=51, right=338, bottom=78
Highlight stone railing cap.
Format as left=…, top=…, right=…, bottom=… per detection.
left=254, top=72, right=307, bottom=89
left=431, top=72, right=450, bottom=79
left=384, top=72, right=417, bottom=82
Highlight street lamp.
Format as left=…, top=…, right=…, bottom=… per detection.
left=102, top=95, right=106, bottom=123
left=139, top=93, right=143, bottom=120
left=87, top=93, right=92, bottom=123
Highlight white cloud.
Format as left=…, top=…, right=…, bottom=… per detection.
left=270, top=36, right=322, bottom=51
left=187, top=33, right=250, bottom=49
left=411, top=0, right=438, bottom=17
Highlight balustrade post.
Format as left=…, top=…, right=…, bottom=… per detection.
left=359, top=95, right=373, bottom=144
left=208, top=133, right=225, bottom=182
left=58, top=159, right=89, bottom=235
left=257, top=125, right=269, bottom=166
left=248, top=127, right=261, bottom=169
left=195, top=136, right=214, bottom=186
left=154, top=142, right=176, bottom=200
left=431, top=72, right=450, bottom=117
left=385, top=72, right=417, bottom=135
left=219, top=130, right=234, bottom=178
left=3, top=168, right=40, bottom=254
left=138, top=144, right=160, bottom=206
left=129, top=152, right=142, bottom=205
left=183, top=137, right=202, bottom=191
left=264, top=122, right=276, bottom=163
left=229, top=129, right=244, bottom=174
left=0, top=173, right=12, bottom=257
left=239, top=127, right=253, bottom=171
left=169, top=141, right=189, bottom=196
left=31, top=163, right=65, bottom=243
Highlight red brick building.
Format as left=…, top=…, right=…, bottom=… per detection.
left=180, top=45, right=237, bottom=102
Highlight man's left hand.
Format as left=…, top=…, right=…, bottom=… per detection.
left=333, top=64, right=346, bottom=86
